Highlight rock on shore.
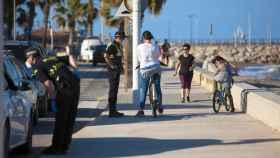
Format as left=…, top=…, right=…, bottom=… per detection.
left=167, top=44, right=280, bottom=67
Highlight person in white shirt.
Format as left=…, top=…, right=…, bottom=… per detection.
left=136, top=31, right=163, bottom=116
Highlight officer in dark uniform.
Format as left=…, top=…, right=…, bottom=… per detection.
left=25, top=48, right=80, bottom=155
left=104, top=32, right=125, bottom=117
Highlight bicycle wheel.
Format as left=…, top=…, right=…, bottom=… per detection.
left=149, top=84, right=157, bottom=117
left=212, top=90, right=221, bottom=113
left=225, top=94, right=235, bottom=112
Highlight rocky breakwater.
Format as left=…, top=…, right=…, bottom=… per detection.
left=168, top=44, right=280, bottom=67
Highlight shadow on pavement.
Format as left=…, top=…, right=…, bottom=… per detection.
left=80, top=70, right=108, bottom=79
left=34, top=108, right=104, bottom=135
left=92, top=111, right=242, bottom=127
left=66, top=137, right=280, bottom=158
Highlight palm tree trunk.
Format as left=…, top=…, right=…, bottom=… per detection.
left=87, top=0, right=93, bottom=37
left=87, top=22, right=93, bottom=37
left=43, top=4, right=50, bottom=47
left=27, top=2, right=36, bottom=41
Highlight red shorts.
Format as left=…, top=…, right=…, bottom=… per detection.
left=179, top=74, right=193, bottom=89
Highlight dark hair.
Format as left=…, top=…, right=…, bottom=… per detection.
left=25, top=47, right=39, bottom=58
left=212, top=55, right=226, bottom=64
left=183, top=43, right=191, bottom=50
left=142, top=31, right=153, bottom=40
left=114, top=31, right=125, bottom=39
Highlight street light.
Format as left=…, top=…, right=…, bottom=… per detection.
left=187, top=14, right=197, bottom=44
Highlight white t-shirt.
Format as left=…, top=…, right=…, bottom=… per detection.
left=137, top=43, right=161, bottom=69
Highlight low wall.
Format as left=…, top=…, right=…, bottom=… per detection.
left=193, top=67, right=280, bottom=131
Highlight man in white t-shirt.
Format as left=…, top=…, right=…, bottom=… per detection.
left=136, top=31, right=163, bottom=116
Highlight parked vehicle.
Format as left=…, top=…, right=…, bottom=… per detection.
left=4, top=41, right=49, bottom=117
left=3, top=55, right=47, bottom=126
left=0, top=61, right=33, bottom=158
left=91, top=44, right=107, bottom=66
left=80, top=37, right=103, bottom=62
left=4, top=41, right=48, bottom=62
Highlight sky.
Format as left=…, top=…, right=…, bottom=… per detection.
left=141, top=0, right=280, bottom=41
left=31, top=0, right=280, bottom=41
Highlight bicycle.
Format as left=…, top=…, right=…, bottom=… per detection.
left=212, top=82, right=234, bottom=113
left=136, top=62, right=167, bottom=117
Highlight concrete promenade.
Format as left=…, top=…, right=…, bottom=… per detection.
left=43, top=69, right=280, bottom=158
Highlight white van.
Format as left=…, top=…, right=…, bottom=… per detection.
left=80, top=37, right=103, bottom=61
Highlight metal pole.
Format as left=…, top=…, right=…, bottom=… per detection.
left=13, top=0, right=16, bottom=40
left=132, top=0, right=140, bottom=105
left=248, top=13, right=252, bottom=50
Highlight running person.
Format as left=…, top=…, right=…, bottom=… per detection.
left=136, top=31, right=163, bottom=116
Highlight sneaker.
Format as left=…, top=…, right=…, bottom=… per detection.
left=135, top=110, right=145, bottom=117
left=187, top=96, right=190, bottom=102
left=230, top=107, right=235, bottom=113
left=158, top=106, right=164, bottom=114
left=109, top=110, right=124, bottom=118
left=181, top=98, right=185, bottom=103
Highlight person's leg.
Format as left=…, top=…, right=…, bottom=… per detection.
left=108, top=70, right=117, bottom=111
left=51, top=90, right=70, bottom=150
left=112, top=71, right=121, bottom=107
left=139, top=74, right=149, bottom=110
left=179, top=75, right=187, bottom=102
left=63, top=76, right=80, bottom=150
left=186, top=74, right=193, bottom=102
left=153, top=73, right=162, bottom=107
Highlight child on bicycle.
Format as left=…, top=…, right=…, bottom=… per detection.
left=212, top=56, right=235, bottom=112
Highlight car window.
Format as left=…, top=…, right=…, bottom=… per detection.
left=4, top=45, right=29, bottom=62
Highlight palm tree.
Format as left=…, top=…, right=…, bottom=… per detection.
left=53, top=0, right=86, bottom=49
left=100, top=0, right=123, bottom=28
left=86, top=0, right=98, bottom=37
left=16, top=0, right=40, bottom=41
left=146, top=0, right=167, bottom=16
left=4, top=0, right=26, bottom=39
left=38, top=0, right=60, bottom=47
left=100, top=0, right=167, bottom=28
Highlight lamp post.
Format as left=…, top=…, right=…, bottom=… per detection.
left=132, top=0, right=140, bottom=105
left=187, top=14, right=197, bottom=44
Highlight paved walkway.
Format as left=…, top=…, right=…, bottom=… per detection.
left=44, top=69, right=280, bottom=158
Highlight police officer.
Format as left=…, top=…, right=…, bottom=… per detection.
left=104, top=32, right=125, bottom=117
left=25, top=48, right=80, bottom=155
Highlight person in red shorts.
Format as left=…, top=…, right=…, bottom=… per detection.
left=174, top=43, right=195, bottom=103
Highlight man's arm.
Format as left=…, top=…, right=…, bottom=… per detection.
left=44, top=80, right=56, bottom=99
left=104, top=45, right=116, bottom=69
left=174, top=59, right=181, bottom=76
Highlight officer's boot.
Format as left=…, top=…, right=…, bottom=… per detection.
left=109, top=109, right=124, bottom=118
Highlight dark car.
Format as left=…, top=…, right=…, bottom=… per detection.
left=4, top=41, right=49, bottom=119
left=4, top=40, right=48, bottom=62
left=92, top=44, right=106, bottom=66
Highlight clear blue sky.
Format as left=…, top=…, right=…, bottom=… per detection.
left=32, top=0, right=280, bottom=41
left=141, top=0, right=280, bottom=41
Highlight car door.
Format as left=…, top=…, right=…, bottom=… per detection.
left=3, top=57, right=29, bottom=145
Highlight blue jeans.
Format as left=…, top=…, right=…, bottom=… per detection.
left=139, top=73, right=162, bottom=109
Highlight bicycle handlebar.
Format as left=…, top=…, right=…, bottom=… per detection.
left=135, top=61, right=168, bottom=70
